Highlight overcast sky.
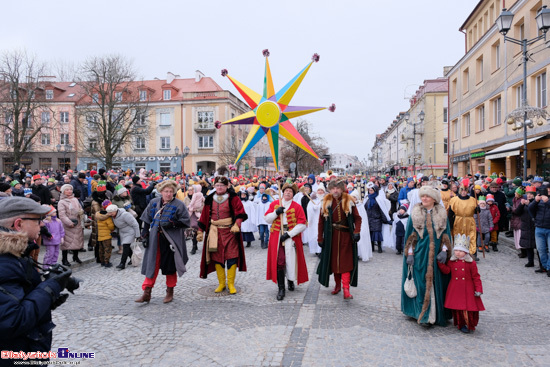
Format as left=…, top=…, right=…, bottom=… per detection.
left=1, top=0, right=480, bottom=161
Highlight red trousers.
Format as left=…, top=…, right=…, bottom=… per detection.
left=142, top=244, right=177, bottom=290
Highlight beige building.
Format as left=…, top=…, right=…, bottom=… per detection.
left=448, top=0, right=550, bottom=178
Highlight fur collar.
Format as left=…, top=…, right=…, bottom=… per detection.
left=449, top=254, right=473, bottom=262
left=410, top=203, right=447, bottom=239
left=0, top=231, right=29, bottom=257
left=322, top=192, right=354, bottom=218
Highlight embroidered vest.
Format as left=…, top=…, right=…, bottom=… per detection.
left=270, top=204, right=298, bottom=233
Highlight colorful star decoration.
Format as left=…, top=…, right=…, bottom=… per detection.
left=219, top=49, right=334, bottom=170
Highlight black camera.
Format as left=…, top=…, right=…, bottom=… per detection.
left=43, top=263, right=82, bottom=294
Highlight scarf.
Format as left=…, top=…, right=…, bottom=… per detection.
left=367, top=190, right=378, bottom=209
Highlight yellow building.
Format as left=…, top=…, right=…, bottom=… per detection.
left=448, top=0, right=550, bottom=178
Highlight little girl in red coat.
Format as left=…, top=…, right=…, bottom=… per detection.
left=437, top=234, right=485, bottom=333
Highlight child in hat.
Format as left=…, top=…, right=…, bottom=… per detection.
left=42, top=205, right=65, bottom=269
left=392, top=202, right=409, bottom=255
left=486, top=194, right=501, bottom=251
left=474, top=196, right=493, bottom=257
left=95, top=200, right=116, bottom=267
left=437, top=234, right=485, bottom=333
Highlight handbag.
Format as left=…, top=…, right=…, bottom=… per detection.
left=404, top=265, right=417, bottom=298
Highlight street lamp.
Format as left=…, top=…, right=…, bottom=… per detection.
left=404, top=111, right=424, bottom=176
left=56, top=143, right=72, bottom=171
left=497, top=6, right=550, bottom=180
left=175, top=146, right=190, bottom=175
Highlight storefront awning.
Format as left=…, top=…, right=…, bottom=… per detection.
left=485, top=136, right=544, bottom=159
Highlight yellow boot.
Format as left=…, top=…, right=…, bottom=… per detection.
left=214, top=264, right=226, bottom=293
left=227, top=264, right=237, bottom=294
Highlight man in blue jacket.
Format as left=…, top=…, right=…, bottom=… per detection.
left=397, top=177, right=415, bottom=204
left=0, top=197, right=73, bottom=365
left=528, top=186, right=550, bottom=276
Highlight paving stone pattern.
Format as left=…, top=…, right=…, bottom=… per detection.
left=46, top=232, right=550, bottom=366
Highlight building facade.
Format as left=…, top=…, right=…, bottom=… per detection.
left=448, top=0, right=550, bottom=178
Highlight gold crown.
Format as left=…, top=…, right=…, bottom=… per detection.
left=453, top=234, right=470, bottom=250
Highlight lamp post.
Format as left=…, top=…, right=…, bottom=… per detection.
left=56, top=143, right=73, bottom=171
left=174, top=146, right=190, bottom=175
left=404, top=110, right=424, bottom=176
left=497, top=6, right=550, bottom=180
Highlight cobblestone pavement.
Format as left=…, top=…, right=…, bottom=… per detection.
left=46, top=233, right=550, bottom=366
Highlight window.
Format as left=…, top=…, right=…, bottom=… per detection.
left=136, top=137, right=146, bottom=149
left=451, top=78, right=457, bottom=101
left=536, top=72, right=547, bottom=108
left=476, top=56, right=483, bottom=84
left=516, top=83, right=524, bottom=107
left=443, top=107, right=448, bottom=123
left=4, top=113, right=13, bottom=124
left=135, top=163, right=146, bottom=170
left=159, top=163, right=171, bottom=172
left=139, top=90, right=147, bottom=101
left=39, top=158, right=52, bottom=170
left=60, top=111, right=69, bottom=123
left=60, top=133, right=69, bottom=145
left=163, top=90, right=171, bottom=100
left=89, top=138, right=98, bottom=151
left=41, top=111, right=50, bottom=124
left=492, top=42, right=500, bottom=71
left=160, top=113, right=171, bottom=126
left=492, top=97, right=502, bottom=126
left=115, top=92, right=122, bottom=102
left=198, top=111, right=214, bottom=123
left=463, top=114, right=471, bottom=137
left=198, top=135, right=214, bottom=148
left=136, top=112, right=146, bottom=126
left=462, top=68, right=469, bottom=93
left=160, top=137, right=170, bottom=149
left=477, top=105, right=485, bottom=131
left=41, top=134, right=50, bottom=145
left=443, top=137, right=448, bottom=154
left=4, top=133, right=13, bottom=146
left=22, top=113, right=32, bottom=128
left=46, top=90, right=53, bottom=100
left=92, top=93, right=99, bottom=103
left=87, top=114, right=99, bottom=126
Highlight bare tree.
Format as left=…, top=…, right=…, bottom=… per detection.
left=0, top=50, right=54, bottom=167
left=217, top=132, right=252, bottom=175
left=280, top=119, right=328, bottom=176
left=76, top=55, right=149, bottom=169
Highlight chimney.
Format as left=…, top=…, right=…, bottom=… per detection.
left=195, top=70, right=205, bottom=83
left=167, top=72, right=176, bottom=84
left=38, top=76, right=56, bottom=83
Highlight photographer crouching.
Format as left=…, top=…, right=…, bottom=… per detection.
left=0, top=197, right=80, bottom=366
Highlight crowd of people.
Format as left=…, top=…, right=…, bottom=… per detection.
left=3, top=162, right=550, bottom=363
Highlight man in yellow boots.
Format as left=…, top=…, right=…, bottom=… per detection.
left=197, top=174, right=247, bottom=294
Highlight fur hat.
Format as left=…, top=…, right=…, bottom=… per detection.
left=213, top=176, right=229, bottom=186
left=156, top=180, right=178, bottom=193
left=418, top=186, right=441, bottom=203
left=453, top=234, right=470, bottom=253
left=281, top=182, right=298, bottom=195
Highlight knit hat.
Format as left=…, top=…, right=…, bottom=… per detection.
left=0, top=183, right=11, bottom=192
left=474, top=185, right=481, bottom=190
left=132, top=176, right=140, bottom=184
left=24, top=188, right=32, bottom=196
left=97, top=180, right=107, bottom=192
left=48, top=177, right=56, bottom=183
left=453, top=234, right=470, bottom=253
left=486, top=194, right=495, bottom=202
left=513, top=177, right=522, bottom=186
left=399, top=203, right=409, bottom=211
left=106, top=204, right=118, bottom=213
left=42, top=204, right=56, bottom=215
left=418, top=186, right=441, bottom=203
left=101, top=200, right=112, bottom=210
left=60, top=184, right=73, bottom=194
left=115, top=184, right=127, bottom=196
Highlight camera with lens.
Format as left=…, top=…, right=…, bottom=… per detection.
left=42, top=263, right=82, bottom=294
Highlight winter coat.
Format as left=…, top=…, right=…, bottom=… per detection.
left=50, top=188, right=61, bottom=209
left=42, top=218, right=65, bottom=246
left=528, top=199, right=550, bottom=229
left=510, top=196, right=522, bottom=231
left=112, top=208, right=140, bottom=244
left=397, top=186, right=414, bottom=203
left=514, top=200, right=536, bottom=249
left=57, top=193, right=84, bottom=251
left=488, top=203, right=500, bottom=230
left=70, top=178, right=88, bottom=201
left=490, top=190, right=508, bottom=230
left=95, top=212, right=115, bottom=241
left=112, top=193, right=134, bottom=212
left=130, top=182, right=155, bottom=214
left=438, top=257, right=485, bottom=312
left=32, top=184, right=51, bottom=205
left=364, top=199, right=391, bottom=232
left=474, top=207, right=493, bottom=233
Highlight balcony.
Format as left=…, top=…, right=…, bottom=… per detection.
left=195, top=122, right=216, bottom=132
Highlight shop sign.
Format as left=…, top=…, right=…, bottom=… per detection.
left=114, top=156, right=177, bottom=162
left=470, top=151, right=485, bottom=159
left=451, top=154, right=469, bottom=163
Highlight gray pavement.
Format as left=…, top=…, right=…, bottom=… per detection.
left=44, top=233, right=550, bottom=366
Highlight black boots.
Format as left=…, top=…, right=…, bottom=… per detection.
left=72, top=251, right=82, bottom=264
left=377, top=242, right=383, bottom=253
left=277, top=269, right=285, bottom=301
left=288, top=280, right=295, bottom=291
left=191, top=238, right=198, bottom=255
left=246, top=241, right=251, bottom=248
left=491, top=242, right=499, bottom=252
left=117, top=244, right=132, bottom=270
left=62, top=250, right=71, bottom=267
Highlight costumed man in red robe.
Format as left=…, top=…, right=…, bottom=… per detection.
left=197, top=176, right=247, bottom=294
left=317, top=179, right=362, bottom=299
left=264, top=182, right=308, bottom=301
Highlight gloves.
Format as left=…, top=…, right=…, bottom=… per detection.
left=141, top=237, right=149, bottom=248
left=51, top=268, right=73, bottom=291
left=474, top=291, right=482, bottom=297
left=275, top=206, right=285, bottom=216
left=40, top=226, right=53, bottom=239
left=280, top=232, right=290, bottom=243
left=124, top=204, right=131, bottom=210
left=406, top=255, right=414, bottom=266
left=474, top=206, right=481, bottom=214
left=353, top=233, right=360, bottom=243
left=230, top=223, right=240, bottom=233
left=318, top=242, right=324, bottom=249
left=51, top=293, right=69, bottom=311
left=436, top=251, right=447, bottom=264
left=196, top=231, right=203, bottom=242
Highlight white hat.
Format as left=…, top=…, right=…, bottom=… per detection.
left=453, top=234, right=470, bottom=253
left=106, top=204, right=118, bottom=213
left=418, top=186, right=441, bottom=203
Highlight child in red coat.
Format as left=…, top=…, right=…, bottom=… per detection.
left=437, top=234, right=485, bottom=333
left=486, top=194, right=501, bottom=251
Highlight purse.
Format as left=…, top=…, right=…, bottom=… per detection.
left=404, top=265, right=417, bottom=298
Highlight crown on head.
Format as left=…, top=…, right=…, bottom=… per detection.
left=453, top=234, right=470, bottom=249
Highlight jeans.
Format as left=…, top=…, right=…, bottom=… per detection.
left=534, top=227, right=550, bottom=270
left=258, top=225, right=270, bottom=243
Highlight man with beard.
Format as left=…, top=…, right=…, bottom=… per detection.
left=317, top=179, right=362, bottom=300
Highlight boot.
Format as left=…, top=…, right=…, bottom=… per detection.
left=518, top=249, right=527, bottom=258
left=288, top=280, right=295, bottom=291
left=331, top=273, right=341, bottom=295
left=118, top=244, right=131, bottom=269
left=276, top=269, right=285, bottom=301
left=342, top=272, right=353, bottom=300
left=62, top=250, right=71, bottom=267
left=227, top=264, right=237, bottom=294
left=246, top=241, right=251, bottom=248
left=163, top=287, right=174, bottom=303
left=190, top=239, right=198, bottom=255
left=214, top=264, right=226, bottom=293
left=377, top=242, right=383, bottom=254
left=260, top=240, right=266, bottom=249
left=371, top=241, right=375, bottom=252
left=491, top=242, right=498, bottom=252
left=135, top=287, right=152, bottom=303
left=525, top=262, right=535, bottom=267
